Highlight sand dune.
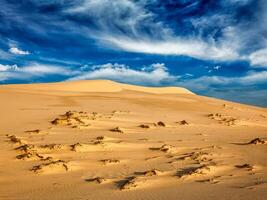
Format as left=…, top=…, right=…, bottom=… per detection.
left=0, top=79, right=194, bottom=94
left=0, top=80, right=266, bottom=200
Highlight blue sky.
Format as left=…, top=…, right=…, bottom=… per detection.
left=0, top=0, right=267, bottom=106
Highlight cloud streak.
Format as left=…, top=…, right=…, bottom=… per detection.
left=102, top=36, right=239, bottom=61
left=0, top=63, right=74, bottom=82
left=178, top=71, right=267, bottom=92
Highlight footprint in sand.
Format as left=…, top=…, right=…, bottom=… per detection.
left=235, top=164, right=254, bottom=171
left=109, top=127, right=124, bottom=133
left=25, top=129, right=44, bottom=134
left=196, top=176, right=221, bottom=184
left=90, top=112, right=103, bottom=120
left=71, top=141, right=106, bottom=152
left=85, top=177, right=108, bottom=184
left=120, top=169, right=163, bottom=191
left=101, top=159, right=120, bottom=165
left=141, top=169, right=163, bottom=176
left=31, top=160, right=70, bottom=174
left=96, top=136, right=107, bottom=141
left=14, top=144, right=49, bottom=161
left=176, top=120, right=189, bottom=125
left=156, top=121, right=166, bottom=127
left=15, top=143, right=64, bottom=161
left=176, top=164, right=216, bottom=179
left=93, top=136, right=115, bottom=144
left=234, top=138, right=267, bottom=145
left=6, top=134, right=24, bottom=144
left=207, top=113, right=238, bottom=126
left=40, top=144, right=67, bottom=150
left=71, top=143, right=89, bottom=152
left=51, top=111, right=91, bottom=129
left=150, top=144, right=176, bottom=153
left=177, top=151, right=212, bottom=163
left=247, top=138, right=266, bottom=145
left=120, top=176, right=147, bottom=190
left=16, top=151, right=44, bottom=161
left=159, top=144, right=176, bottom=153
left=93, top=140, right=106, bottom=145
left=139, top=124, right=151, bottom=129
left=15, top=144, right=35, bottom=152
left=139, top=121, right=166, bottom=128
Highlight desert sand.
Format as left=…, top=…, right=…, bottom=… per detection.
left=0, top=80, right=266, bottom=200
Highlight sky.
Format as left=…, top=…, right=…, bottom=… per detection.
left=0, top=0, right=267, bottom=107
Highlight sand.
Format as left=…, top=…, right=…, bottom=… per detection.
left=0, top=80, right=266, bottom=200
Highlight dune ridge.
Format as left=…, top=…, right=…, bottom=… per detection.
left=0, top=79, right=194, bottom=94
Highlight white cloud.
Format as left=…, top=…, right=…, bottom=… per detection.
left=0, top=63, right=74, bottom=82
left=69, top=63, right=178, bottom=86
left=248, top=48, right=267, bottom=68
left=9, top=47, right=30, bottom=55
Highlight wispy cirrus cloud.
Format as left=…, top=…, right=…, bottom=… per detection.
left=64, top=0, right=240, bottom=61
left=2, top=0, right=266, bottom=64
left=62, top=0, right=266, bottom=65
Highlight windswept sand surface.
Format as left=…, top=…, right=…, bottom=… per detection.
left=0, top=80, right=267, bottom=200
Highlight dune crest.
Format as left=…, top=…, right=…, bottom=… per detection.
left=0, top=79, right=194, bottom=94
